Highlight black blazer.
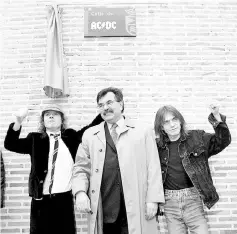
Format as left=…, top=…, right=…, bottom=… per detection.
left=100, top=123, right=123, bottom=223
left=4, top=114, right=103, bottom=199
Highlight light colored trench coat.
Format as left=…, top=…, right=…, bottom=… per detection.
left=72, top=118, right=164, bottom=234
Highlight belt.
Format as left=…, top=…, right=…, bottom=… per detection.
left=43, top=190, right=72, bottom=199
left=165, top=187, right=199, bottom=198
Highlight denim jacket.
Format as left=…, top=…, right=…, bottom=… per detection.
left=157, top=113, right=231, bottom=209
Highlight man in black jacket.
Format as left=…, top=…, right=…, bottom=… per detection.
left=4, top=104, right=103, bottom=234
left=154, top=104, right=231, bottom=234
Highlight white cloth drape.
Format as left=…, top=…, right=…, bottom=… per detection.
left=44, top=4, right=69, bottom=98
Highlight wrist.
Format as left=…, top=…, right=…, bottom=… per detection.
left=75, top=190, right=86, bottom=198
left=15, top=120, right=22, bottom=125
left=213, top=113, right=222, bottom=122
left=13, top=121, right=22, bottom=131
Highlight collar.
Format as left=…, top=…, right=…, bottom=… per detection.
left=107, top=116, right=125, bottom=130
left=46, top=131, right=61, bottom=138
left=93, top=116, right=135, bottom=135
left=160, top=132, right=187, bottom=148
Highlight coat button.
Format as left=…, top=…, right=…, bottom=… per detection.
left=162, top=171, right=164, bottom=173
left=95, top=169, right=99, bottom=172
left=99, top=149, right=102, bottom=152
left=92, top=190, right=95, bottom=193
left=44, top=170, right=47, bottom=173
left=40, top=180, right=43, bottom=183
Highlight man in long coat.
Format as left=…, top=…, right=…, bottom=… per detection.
left=72, top=87, right=164, bottom=234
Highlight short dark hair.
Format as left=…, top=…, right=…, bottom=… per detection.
left=154, top=105, right=188, bottom=146
left=96, top=87, right=124, bottom=112
left=38, top=111, right=66, bottom=133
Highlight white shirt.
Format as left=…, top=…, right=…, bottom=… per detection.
left=107, top=117, right=125, bottom=137
left=43, top=131, right=74, bottom=194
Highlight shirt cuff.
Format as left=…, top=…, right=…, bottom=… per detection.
left=208, top=113, right=226, bottom=128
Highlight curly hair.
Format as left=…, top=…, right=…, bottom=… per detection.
left=38, top=111, right=67, bottom=133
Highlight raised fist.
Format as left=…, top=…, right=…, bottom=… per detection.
left=15, top=108, right=28, bottom=124
left=209, top=104, right=220, bottom=116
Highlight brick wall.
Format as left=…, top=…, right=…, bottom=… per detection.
left=0, top=0, right=237, bottom=233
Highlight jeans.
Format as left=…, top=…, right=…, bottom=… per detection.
left=164, top=187, right=208, bottom=234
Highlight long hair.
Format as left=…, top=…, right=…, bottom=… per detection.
left=154, top=105, right=188, bottom=146
left=96, top=87, right=124, bottom=113
left=38, top=111, right=67, bottom=133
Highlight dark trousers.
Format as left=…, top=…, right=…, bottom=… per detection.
left=103, top=197, right=129, bottom=234
left=30, top=191, right=76, bottom=234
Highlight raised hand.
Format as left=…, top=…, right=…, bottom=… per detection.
left=209, top=104, right=221, bottom=122
left=15, top=108, right=28, bottom=124
left=209, top=104, right=219, bottom=115
left=12, top=108, right=29, bottom=131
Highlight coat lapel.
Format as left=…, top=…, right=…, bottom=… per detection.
left=119, top=118, right=135, bottom=137
left=92, top=118, right=135, bottom=152
left=93, top=122, right=106, bottom=147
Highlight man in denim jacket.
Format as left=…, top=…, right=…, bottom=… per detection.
left=154, top=104, right=231, bottom=234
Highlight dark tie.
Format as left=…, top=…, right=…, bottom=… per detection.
left=49, top=134, right=60, bottom=194
left=110, top=123, right=118, bottom=145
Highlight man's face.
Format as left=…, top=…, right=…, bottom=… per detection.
left=43, top=110, right=62, bottom=132
left=162, top=112, right=181, bottom=141
left=98, top=92, right=123, bottom=124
